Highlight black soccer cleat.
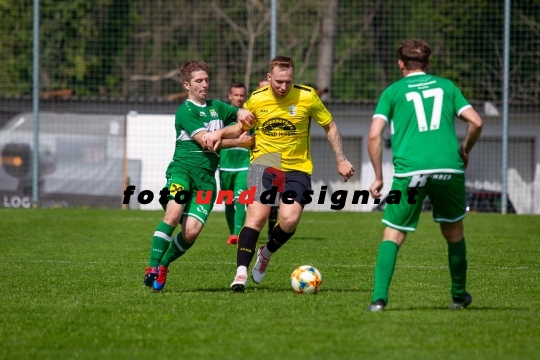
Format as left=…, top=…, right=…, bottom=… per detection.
left=450, top=292, right=473, bottom=310
left=143, top=267, right=158, bottom=287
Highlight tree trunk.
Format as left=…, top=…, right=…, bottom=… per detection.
left=316, top=0, right=338, bottom=101
left=150, top=0, right=163, bottom=96
left=215, top=19, right=229, bottom=100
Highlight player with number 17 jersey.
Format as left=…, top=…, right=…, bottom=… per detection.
left=373, top=72, right=472, bottom=177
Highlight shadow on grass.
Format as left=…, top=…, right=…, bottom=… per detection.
left=290, top=237, right=326, bottom=241
left=157, top=287, right=371, bottom=294
left=387, top=306, right=527, bottom=311
left=255, top=237, right=326, bottom=242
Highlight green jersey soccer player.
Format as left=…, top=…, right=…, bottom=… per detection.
left=366, top=39, right=483, bottom=311
left=219, top=82, right=250, bottom=245
left=144, top=60, right=254, bottom=292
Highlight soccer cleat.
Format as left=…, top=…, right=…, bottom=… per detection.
left=227, top=235, right=238, bottom=245
left=143, top=267, right=158, bottom=287
left=366, top=299, right=386, bottom=312
left=152, top=265, right=169, bottom=292
left=450, top=292, right=473, bottom=310
left=252, top=246, right=271, bottom=284
left=230, top=274, right=247, bottom=292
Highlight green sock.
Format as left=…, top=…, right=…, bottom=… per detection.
left=149, top=222, right=176, bottom=267
left=225, top=204, right=235, bottom=234
left=233, top=202, right=246, bottom=236
left=160, top=233, right=194, bottom=267
left=448, top=238, right=467, bottom=300
left=372, top=241, right=400, bottom=304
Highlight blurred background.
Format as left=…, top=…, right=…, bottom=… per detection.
left=0, top=0, right=538, bottom=213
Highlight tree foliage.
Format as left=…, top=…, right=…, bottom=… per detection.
left=0, top=0, right=538, bottom=103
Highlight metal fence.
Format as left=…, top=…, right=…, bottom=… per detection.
left=0, top=1, right=538, bottom=213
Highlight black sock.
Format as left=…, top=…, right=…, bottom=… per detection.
left=266, top=224, right=295, bottom=253
left=268, top=207, right=278, bottom=234
left=237, top=227, right=260, bottom=267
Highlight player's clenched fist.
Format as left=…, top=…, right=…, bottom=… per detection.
left=237, top=108, right=255, bottom=130
left=337, top=160, right=355, bottom=182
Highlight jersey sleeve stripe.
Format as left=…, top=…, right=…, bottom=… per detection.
left=373, top=114, right=388, bottom=122
left=457, top=104, right=472, bottom=117
left=294, top=85, right=312, bottom=92
left=252, top=87, right=267, bottom=95
left=190, top=127, right=206, bottom=137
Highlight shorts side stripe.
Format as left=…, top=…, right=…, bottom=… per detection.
left=434, top=213, right=466, bottom=223
left=382, top=219, right=416, bottom=232
left=183, top=212, right=206, bottom=225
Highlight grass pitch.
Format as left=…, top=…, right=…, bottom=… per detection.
left=0, top=209, right=539, bottom=359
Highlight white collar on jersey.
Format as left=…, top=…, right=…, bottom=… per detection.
left=406, top=72, right=426, bottom=77
left=186, top=99, right=207, bottom=107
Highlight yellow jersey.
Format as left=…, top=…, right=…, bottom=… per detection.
left=244, top=84, right=332, bottom=175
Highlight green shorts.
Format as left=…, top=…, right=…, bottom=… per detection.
left=382, top=173, right=466, bottom=232
left=163, top=166, right=217, bottom=225
left=219, top=170, right=248, bottom=200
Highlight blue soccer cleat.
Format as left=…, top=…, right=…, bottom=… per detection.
left=152, top=265, right=169, bottom=292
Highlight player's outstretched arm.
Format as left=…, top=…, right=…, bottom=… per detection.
left=220, top=131, right=253, bottom=149
left=459, top=108, right=483, bottom=170
left=322, top=121, right=355, bottom=182
left=201, top=123, right=254, bottom=150
left=200, top=123, right=242, bottom=151
left=192, top=130, right=213, bottom=150
left=368, top=117, right=387, bottom=198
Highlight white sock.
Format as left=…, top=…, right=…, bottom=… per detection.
left=236, top=266, right=248, bottom=277
left=262, top=246, right=273, bottom=259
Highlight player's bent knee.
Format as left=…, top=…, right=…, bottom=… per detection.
left=277, top=214, right=301, bottom=232
left=440, top=221, right=464, bottom=243
left=182, top=227, right=201, bottom=244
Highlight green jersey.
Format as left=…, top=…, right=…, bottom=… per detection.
left=219, top=147, right=250, bottom=171
left=374, top=72, right=471, bottom=177
left=167, top=99, right=238, bottom=173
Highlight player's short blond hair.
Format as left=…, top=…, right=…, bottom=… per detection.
left=269, top=56, right=295, bottom=73
left=398, top=39, right=431, bottom=70
left=180, top=60, right=209, bottom=82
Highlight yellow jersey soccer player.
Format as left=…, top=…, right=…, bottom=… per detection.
left=230, top=56, right=355, bottom=292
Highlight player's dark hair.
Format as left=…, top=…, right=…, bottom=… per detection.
left=258, top=77, right=270, bottom=89
left=269, top=56, right=295, bottom=73
left=398, top=39, right=431, bottom=70
left=229, top=82, right=246, bottom=93
left=180, top=60, right=209, bottom=82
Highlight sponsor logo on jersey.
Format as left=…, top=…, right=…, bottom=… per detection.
left=210, top=109, right=218, bottom=118
left=288, top=105, right=297, bottom=116
left=200, top=111, right=206, bottom=117
left=261, top=118, right=297, bottom=137
left=169, top=183, right=184, bottom=195
left=260, top=109, right=268, bottom=113
left=430, top=174, right=452, bottom=180
left=197, top=205, right=209, bottom=216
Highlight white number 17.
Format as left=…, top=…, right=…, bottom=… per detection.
left=406, top=88, right=444, bottom=132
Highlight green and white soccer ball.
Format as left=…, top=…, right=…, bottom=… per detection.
left=290, top=265, right=323, bottom=294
